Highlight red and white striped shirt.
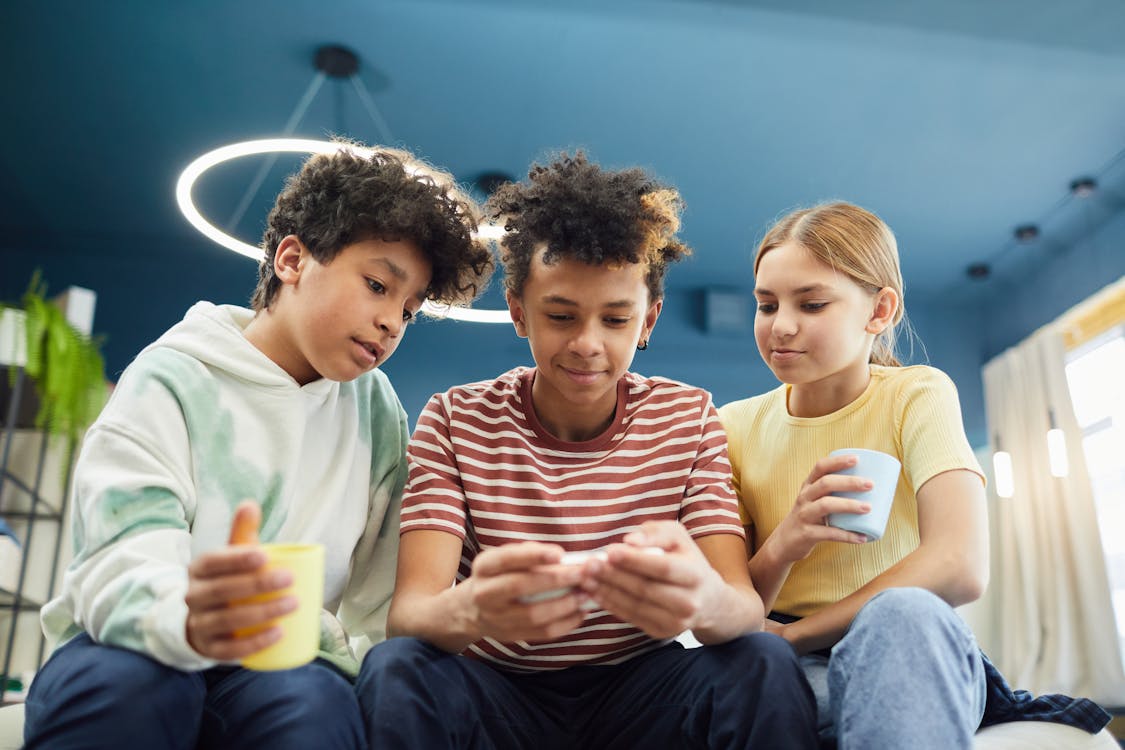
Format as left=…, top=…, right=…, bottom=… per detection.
left=400, top=367, right=743, bottom=672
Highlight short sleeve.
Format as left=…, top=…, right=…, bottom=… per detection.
left=399, top=393, right=470, bottom=539
left=896, top=368, right=985, bottom=493
left=717, top=401, right=753, bottom=527
left=681, top=395, right=745, bottom=539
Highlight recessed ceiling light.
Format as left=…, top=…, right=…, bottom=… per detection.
left=473, top=171, right=515, bottom=196
left=1069, top=177, right=1097, bottom=198
left=966, top=263, right=991, bottom=280
left=1013, top=224, right=1040, bottom=243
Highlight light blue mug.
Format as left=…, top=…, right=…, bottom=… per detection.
left=826, top=448, right=901, bottom=541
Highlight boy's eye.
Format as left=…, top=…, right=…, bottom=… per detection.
left=367, top=279, right=386, bottom=295
left=402, top=309, right=415, bottom=323
left=604, top=317, right=630, bottom=326
left=546, top=313, right=573, bottom=322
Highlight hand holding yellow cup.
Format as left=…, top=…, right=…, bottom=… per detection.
left=237, top=543, right=325, bottom=671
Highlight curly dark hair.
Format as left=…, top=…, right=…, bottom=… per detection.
left=251, top=142, right=493, bottom=310
left=484, top=152, right=691, bottom=300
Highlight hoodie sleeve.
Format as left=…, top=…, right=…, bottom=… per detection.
left=334, top=379, right=409, bottom=666
left=41, top=355, right=217, bottom=671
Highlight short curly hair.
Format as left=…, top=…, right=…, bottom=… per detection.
left=485, top=152, right=690, bottom=300
left=251, top=142, right=493, bottom=310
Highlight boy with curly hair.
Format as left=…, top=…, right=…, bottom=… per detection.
left=24, top=143, right=493, bottom=750
left=356, top=153, right=816, bottom=749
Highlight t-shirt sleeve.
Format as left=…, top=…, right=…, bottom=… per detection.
left=681, top=394, right=746, bottom=539
left=717, top=400, right=753, bottom=527
left=398, top=393, right=470, bottom=539
left=896, top=367, right=985, bottom=493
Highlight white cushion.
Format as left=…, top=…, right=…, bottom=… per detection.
left=0, top=698, right=1117, bottom=748
left=0, top=703, right=24, bottom=750
left=973, top=720, right=1118, bottom=749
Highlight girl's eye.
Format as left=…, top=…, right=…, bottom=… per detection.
left=802, top=302, right=828, bottom=312
left=367, top=279, right=386, bottom=295
left=756, top=303, right=777, bottom=314
left=402, top=309, right=415, bottom=323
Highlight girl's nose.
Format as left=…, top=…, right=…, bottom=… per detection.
left=772, top=308, right=798, bottom=337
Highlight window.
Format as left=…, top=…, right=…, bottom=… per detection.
left=1065, top=325, right=1125, bottom=665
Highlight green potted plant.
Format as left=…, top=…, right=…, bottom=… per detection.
left=1, top=272, right=108, bottom=453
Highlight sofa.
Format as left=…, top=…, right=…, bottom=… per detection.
left=1, top=701, right=1118, bottom=749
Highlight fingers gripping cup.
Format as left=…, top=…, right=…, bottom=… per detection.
left=826, top=449, right=901, bottom=542
left=238, top=543, right=325, bottom=671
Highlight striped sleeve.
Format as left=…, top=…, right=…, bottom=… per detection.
left=399, top=393, right=470, bottom=539
left=680, top=394, right=745, bottom=539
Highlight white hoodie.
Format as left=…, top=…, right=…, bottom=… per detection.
left=41, top=302, right=407, bottom=674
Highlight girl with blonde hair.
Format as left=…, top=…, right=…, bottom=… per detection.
left=720, top=201, right=1108, bottom=747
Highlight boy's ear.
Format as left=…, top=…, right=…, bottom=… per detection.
left=274, top=235, right=307, bottom=285
left=642, top=298, right=663, bottom=344
left=866, top=287, right=900, bottom=335
left=506, top=290, right=529, bottom=338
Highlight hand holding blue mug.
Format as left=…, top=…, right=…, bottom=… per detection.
left=826, top=449, right=901, bottom=541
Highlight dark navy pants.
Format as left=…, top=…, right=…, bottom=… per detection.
left=357, top=633, right=818, bottom=749
left=23, top=633, right=364, bottom=749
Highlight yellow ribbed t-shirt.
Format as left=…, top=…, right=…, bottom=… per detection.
left=718, top=365, right=983, bottom=617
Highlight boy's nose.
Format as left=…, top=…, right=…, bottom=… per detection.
left=378, top=310, right=404, bottom=338
left=568, top=324, right=602, bottom=357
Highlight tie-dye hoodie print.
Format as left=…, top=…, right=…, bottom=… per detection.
left=41, top=302, right=407, bottom=675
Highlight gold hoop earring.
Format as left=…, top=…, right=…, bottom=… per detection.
left=637, top=339, right=648, bottom=351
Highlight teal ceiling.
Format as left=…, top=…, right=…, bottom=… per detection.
left=2, top=0, right=1123, bottom=389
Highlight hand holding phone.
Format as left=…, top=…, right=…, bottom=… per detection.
left=519, top=547, right=665, bottom=606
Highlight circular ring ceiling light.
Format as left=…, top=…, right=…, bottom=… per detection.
left=176, top=137, right=510, bottom=323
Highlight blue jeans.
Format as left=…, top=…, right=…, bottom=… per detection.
left=798, top=588, right=987, bottom=750
left=357, top=633, right=818, bottom=749
left=23, top=633, right=364, bottom=750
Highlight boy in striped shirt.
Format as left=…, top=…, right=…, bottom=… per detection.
left=357, top=153, right=816, bottom=749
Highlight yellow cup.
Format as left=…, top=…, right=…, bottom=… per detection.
left=237, top=543, right=325, bottom=671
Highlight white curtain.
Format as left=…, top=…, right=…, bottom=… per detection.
left=975, top=324, right=1125, bottom=705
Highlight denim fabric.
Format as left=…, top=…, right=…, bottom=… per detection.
left=782, top=588, right=986, bottom=749
left=356, top=634, right=818, bottom=749
left=826, top=588, right=987, bottom=749
left=23, top=633, right=364, bottom=750
left=784, top=587, right=1112, bottom=748
left=796, top=653, right=835, bottom=741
